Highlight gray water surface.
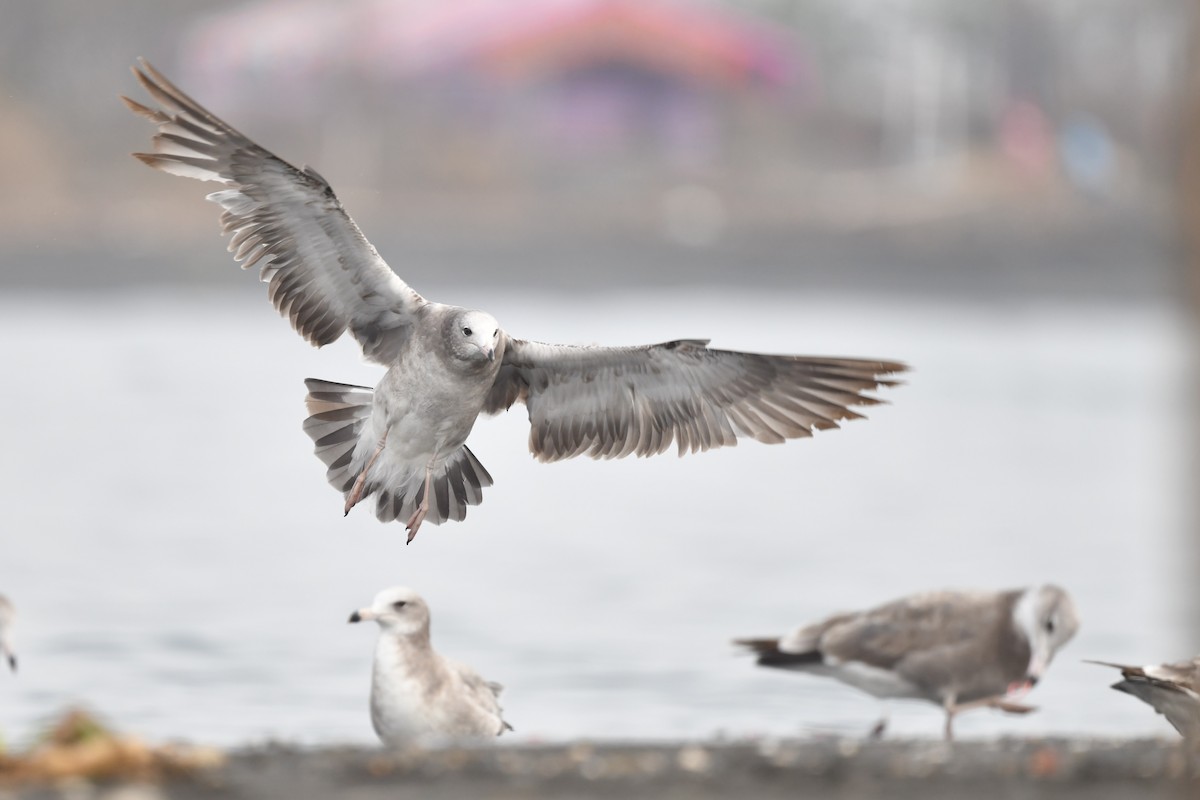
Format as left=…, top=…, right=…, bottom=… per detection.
left=0, top=287, right=1190, bottom=745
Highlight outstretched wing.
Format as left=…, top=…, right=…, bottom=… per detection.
left=123, top=59, right=424, bottom=364
left=484, top=336, right=905, bottom=462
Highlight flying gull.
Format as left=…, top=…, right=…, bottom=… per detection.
left=1087, top=656, right=1200, bottom=738
left=123, top=59, right=907, bottom=541
left=736, top=584, right=1080, bottom=740
left=349, top=586, right=511, bottom=744
left=0, top=594, right=15, bottom=672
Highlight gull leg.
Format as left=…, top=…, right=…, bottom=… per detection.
left=344, top=430, right=389, bottom=516
left=942, top=693, right=957, bottom=742
left=868, top=703, right=890, bottom=739
left=404, top=463, right=434, bottom=544
left=958, top=696, right=1037, bottom=715
left=989, top=699, right=1037, bottom=715
left=940, top=694, right=1034, bottom=742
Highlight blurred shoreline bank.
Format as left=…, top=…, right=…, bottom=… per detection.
left=3, top=737, right=1198, bottom=799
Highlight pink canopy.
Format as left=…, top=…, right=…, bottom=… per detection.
left=183, top=0, right=803, bottom=102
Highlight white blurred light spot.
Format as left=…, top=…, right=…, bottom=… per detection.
left=659, top=184, right=726, bottom=247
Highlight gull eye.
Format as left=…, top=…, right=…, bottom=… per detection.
left=462, top=327, right=473, bottom=336
left=1044, top=618, right=1055, bottom=634
left=392, top=601, right=408, bottom=610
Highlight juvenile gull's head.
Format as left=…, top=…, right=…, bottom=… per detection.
left=349, top=586, right=431, bottom=638
left=1013, top=584, right=1080, bottom=684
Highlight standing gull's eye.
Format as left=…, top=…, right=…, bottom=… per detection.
left=392, top=600, right=408, bottom=610
left=462, top=327, right=473, bottom=336
left=1044, top=618, right=1055, bottom=634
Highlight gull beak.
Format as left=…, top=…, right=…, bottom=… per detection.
left=485, top=346, right=495, bottom=363
left=6, top=653, right=14, bottom=672
left=1026, top=647, right=1050, bottom=685
left=348, top=608, right=374, bottom=624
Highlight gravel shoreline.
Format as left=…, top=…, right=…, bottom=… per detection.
left=5, top=738, right=1199, bottom=800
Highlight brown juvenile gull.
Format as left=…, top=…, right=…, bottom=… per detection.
left=0, top=594, right=15, bottom=672
left=736, top=584, right=1080, bottom=741
left=123, top=59, right=907, bottom=541
left=349, top=586, right=511, bottom=745
left=1087, top=656, right=1200, bottom=739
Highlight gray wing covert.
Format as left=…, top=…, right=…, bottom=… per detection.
left=817, top=593, right=997, bottom=672
left=484, top=336, right=905, bottom=462
left=454, top=664, right=512, bottom=735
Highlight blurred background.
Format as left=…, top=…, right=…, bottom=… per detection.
left=0, top=0, right=1198, bottom=745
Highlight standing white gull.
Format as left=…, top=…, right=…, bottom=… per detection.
left=349, top=587, right=511, bottom=745
left=123, top=59, right=907, bottom=542
left=736, top=585, right=1080, bottom=740
left=1087, top=656, right=1200, bottom=738
left=0, top=595, right=15, bottom=672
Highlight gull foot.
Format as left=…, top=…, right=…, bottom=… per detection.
left=405, top=506, right=427, bottom=544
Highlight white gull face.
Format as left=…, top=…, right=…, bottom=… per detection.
left=449, top=309, right=500, bottom=364
left=349, top=586, right=430, bottom=638
left=1013, top=584, right=1080, bottom=683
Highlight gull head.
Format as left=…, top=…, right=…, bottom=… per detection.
left=1014, top=584, right=1080, bottom=684
left=446, top=309, right=501, bottom=365
left=349, top=586, right=430, bottom=637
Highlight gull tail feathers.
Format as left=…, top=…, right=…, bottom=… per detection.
left=735, top=638, right=824, bottom=669
left=302, top=378, right=494, bottom=529
left=370, top=446, right=494, bottom=528
left=303, top=378, right=376, bottom=494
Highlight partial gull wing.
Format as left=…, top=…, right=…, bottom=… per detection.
left=122, top=59, right=424, bottom=364
left=1088, top=658, right=1200, bottom=738
left=452, top=663, right=514, bottom=734
left=484, top=337, right=905, bottom=462
left=811, top=592, right=1003, bottom=671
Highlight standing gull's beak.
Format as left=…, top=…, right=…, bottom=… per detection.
left=1025, top=644, right=1051, bottom=685
left=348, top=608, right=375, bottom=624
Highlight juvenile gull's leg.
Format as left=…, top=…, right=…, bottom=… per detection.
left=345, top=430, right=389, bottom=515
left=942, top=695, right=1036, bottom=742
left=868, top=702, right=890, bottom=739
left=942, top=693, right=957, bottom=742
left=955, top=696, right=1037, bottom=715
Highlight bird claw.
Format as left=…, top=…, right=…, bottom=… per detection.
left=405, top=508, right=427, bottom=544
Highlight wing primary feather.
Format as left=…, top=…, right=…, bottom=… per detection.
left=126, top=59, right=426, bottom=365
